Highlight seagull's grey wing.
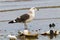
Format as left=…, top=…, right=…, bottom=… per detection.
left=8, top=14, right=30, bottom=23
left=20, top=14, right=30, bottom=22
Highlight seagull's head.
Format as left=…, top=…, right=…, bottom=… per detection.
left=29, top=7, right=39, bottom=12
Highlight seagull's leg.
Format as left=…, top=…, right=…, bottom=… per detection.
left=24, top=23, right=28, bottom=30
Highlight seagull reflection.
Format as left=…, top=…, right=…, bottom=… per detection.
left=17, top=35, right=38, bottom=40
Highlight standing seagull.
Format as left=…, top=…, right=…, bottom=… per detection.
left=8, top=7, right=38, bottom=29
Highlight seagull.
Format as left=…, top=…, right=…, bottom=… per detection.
left=8, top=7, right=38, bottom=29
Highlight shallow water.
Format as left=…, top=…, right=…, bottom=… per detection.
left=0, top=1, right=60, bottom=40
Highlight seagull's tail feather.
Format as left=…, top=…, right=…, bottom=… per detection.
left=8, top=18, right=22, bottom=24
left=9, top=20, right=15, bottom=23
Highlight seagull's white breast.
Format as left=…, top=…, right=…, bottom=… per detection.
left=26, top=13, right=35, bottom=23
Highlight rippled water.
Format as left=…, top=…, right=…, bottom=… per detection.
left=0, top=1, right=60, bottom=40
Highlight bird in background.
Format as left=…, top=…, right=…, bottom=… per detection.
left=49, top=23, right=55, bottom=28
left=8, top=7, right=38, bottom=29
